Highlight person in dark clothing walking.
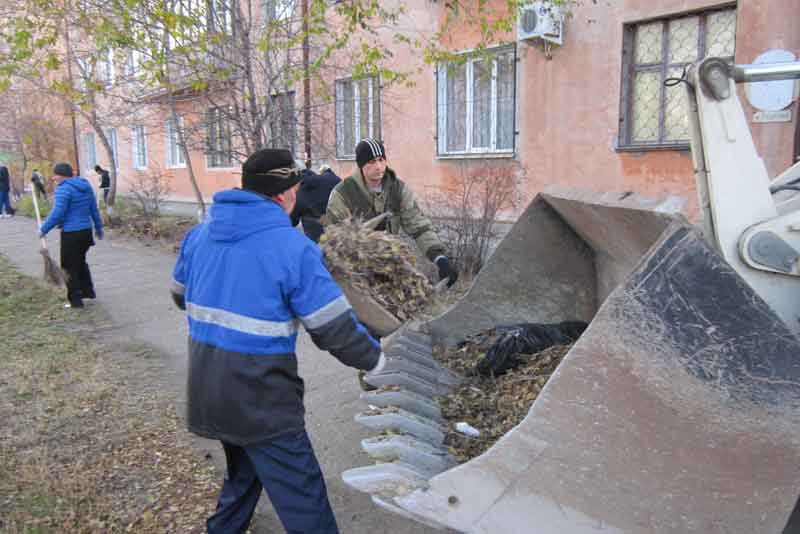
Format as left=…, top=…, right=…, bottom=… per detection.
left=170, top=148, right=385, bottom=534
left=0, top=165, right=14, bottom=217
left=289, top=165, right=341, bottom=243
left=31, top=169, right=47, bottom=201
left=94, top=165, right=111, bottom=205
left=40, top=163, right=104, bottom=308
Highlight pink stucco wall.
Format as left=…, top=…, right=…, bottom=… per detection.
left=83, top=0, right=800, bottom=221
left=344, top=0, right=799, bottom=222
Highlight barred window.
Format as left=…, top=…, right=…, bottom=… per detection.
left=84, top=132, right=97, bottom=171
left=336, top=76, right=381, bottom=159
left=619, top=7, right=736, bottom=149
left=269, top=91, right=296, bottom=152
left=166, top=117, right=186, bottom=168
left=206, top=107, right=233, bottom=168
left=132, top=126, right=148, bottom=169
left=436, top=46, right=516, bottom=156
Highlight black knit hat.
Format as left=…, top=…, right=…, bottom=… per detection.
left=355, top=138, right=386, bottom=169
left=53, top=162, right=74, bottom=177
left=241, top=148, right=301, bottom=196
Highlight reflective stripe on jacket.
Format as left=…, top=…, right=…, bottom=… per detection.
left=172, top=188, right=380, bottom=445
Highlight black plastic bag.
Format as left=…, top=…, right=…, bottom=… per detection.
left=475, top=321, right=588, bottom=377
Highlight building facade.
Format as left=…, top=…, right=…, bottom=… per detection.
left=78, top=0, right=800, bottom=220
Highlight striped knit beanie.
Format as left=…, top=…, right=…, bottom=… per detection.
left=355, top=138, right=386, bottom=169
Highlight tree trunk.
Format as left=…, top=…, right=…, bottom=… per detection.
left=167, top=91, right=206, bottom=221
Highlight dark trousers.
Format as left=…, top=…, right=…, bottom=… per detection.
left=60, top=229, right=95, bottom=306
left=101, top=188, right=109, bottom=205
left=208, top=431, right=339, bottom=534
left=0, top=190, right=11, bottom=215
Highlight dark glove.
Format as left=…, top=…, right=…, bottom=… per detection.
left=95, top=229, right=104, bottom=240
left=436, top=256, right=458, bottom=288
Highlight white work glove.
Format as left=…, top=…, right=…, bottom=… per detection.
left=358, top=352, right=386, bottom=392
left=368, top=352, right=387, bottom=375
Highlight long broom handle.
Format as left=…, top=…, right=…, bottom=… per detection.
left=30, top=189, right=48, bottom=250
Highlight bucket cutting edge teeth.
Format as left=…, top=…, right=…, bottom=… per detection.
left=355, top=407, right=445, bottom=446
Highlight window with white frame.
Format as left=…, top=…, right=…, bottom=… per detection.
left=210, top=0, right=233, bottom=33
left=84, top=132, right=97, bottom=171
left=105, top=128, right=119, bottom=170
left=206, top=107, right=232, bottom=168
left=618, top=6, right=736, bottom=149
left=437, top=46, right=516, bottom=156
left=132, top=126, right=148, bottom=169
left=101, top=48, right=116, bottom=86
left=166, top=117, right=186, bottom=167
left=336, top=76, right=381, bottom=159
left=264, top=0, right=293, bottom=23
left=270, top=91, right=295, bottom=152
left=127, top=49, right=143, bottom=77
left=169, top=0, right=207, bottom=49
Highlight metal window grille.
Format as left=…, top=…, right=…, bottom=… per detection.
left=436, top=46, right=516, bottom=156
left=132, top=126, right=148, bottom=169
left=335, top=76, right=381, bottom=159
left=619, top=6, right=736, bottom=149
left=206, top=108, right=232, bottom=168
left=84, top=132, right=97, bottom=171
left=166, top=118, right=186, bottom=167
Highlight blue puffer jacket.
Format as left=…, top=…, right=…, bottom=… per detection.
left=40, top=177, right=103, bottom=235
left=171, top=188, right=380, bottom=445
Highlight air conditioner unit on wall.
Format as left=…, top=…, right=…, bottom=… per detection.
left=518, top=1, right=564, bottom=45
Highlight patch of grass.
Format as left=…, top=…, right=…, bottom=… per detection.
left=0, top=255, right=219, bottom=533
left=14, top=195, right=53, bottom=219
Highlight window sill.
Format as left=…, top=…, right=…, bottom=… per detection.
left=336, top=156, right=356, bottom=161
left=133, top=166, right=148, bottom=171
left=207, top=166, right=236, bottom=171
left=167, top=164, right=187, bottom=169
left=616, top=142, right=690, bottom=153
left=436, top=151, right=515, bottom=160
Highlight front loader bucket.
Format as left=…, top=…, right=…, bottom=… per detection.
left=343, top=186, right=800, bottom=533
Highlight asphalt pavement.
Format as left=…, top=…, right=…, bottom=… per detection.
left=0, top=213, right=440, bottom=534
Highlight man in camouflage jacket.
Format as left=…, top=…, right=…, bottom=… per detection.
left=326, top=138, right=458, bottom=287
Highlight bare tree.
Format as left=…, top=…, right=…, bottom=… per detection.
left=428, top=161, right=523, bottom=276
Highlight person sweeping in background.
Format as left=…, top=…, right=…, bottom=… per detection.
left=39, top=163, right=104, bottom=309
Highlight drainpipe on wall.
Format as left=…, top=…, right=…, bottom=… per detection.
left=302, top=0, right=311, bottom=169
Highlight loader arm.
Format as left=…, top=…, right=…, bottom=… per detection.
left=686, top=57, right=800, bottom=332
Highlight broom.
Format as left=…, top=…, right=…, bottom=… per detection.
left=30, top=189, right=65, bottom=286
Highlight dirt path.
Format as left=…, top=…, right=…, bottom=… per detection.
left=0, top=215, right=439, bottom=533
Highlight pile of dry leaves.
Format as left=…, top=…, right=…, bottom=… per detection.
left=434, top=341, right=571, bottom=463
left=320, top=219, right=433, bottom=321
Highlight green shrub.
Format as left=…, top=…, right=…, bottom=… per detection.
left=15, top=194, right=53, bottom=219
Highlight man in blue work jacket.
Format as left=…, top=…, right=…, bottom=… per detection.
left=170, top=148, right=385, bottom=534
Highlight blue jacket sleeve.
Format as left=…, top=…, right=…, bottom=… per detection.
left=40, top=185, right=70, bottom=235
left=289, top=244, right=380, bottom=371
left=170, top=227, right=198, bottom=310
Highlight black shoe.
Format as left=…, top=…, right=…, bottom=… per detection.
left=65, top=301, right=84, bottom=309
left=82, top=290, right=96, bottom=299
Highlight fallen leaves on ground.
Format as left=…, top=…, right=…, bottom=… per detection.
left=0, top=255, right=219, bottom=533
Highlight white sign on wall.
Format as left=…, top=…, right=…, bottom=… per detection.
left=745, top=49, right=797, bottom=112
